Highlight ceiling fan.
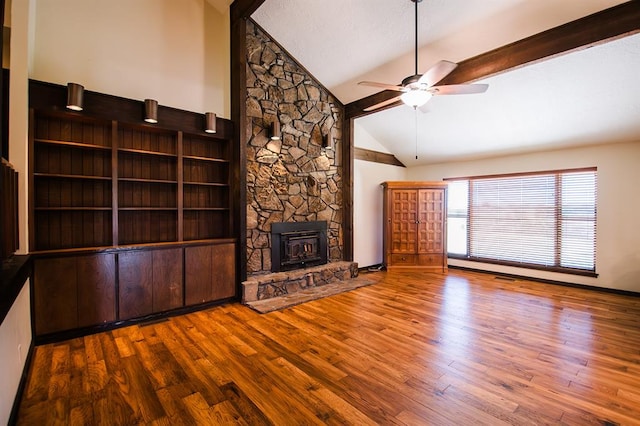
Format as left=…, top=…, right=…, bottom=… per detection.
left=358, top=0, right=488, bottom=112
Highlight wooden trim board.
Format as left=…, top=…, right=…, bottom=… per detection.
left=354, top=147, right=405, bottom=167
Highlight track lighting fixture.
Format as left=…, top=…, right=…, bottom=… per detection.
left=66, top=83, right=84, bottom=111
left=205, top=112, right=217, bottom=133
left=144, top=99, right=158, bottom=123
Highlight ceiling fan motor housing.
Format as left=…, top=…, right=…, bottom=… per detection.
left=402, top=74, right=423, bottom=87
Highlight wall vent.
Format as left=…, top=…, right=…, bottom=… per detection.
left=494, top=276, right=517, bottom=282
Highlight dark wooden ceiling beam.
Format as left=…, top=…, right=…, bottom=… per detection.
left=230, top=0, right=265, bottom=22
left=345, top=1, right=640, bottom=119
left=354, top=147, right=406, bottom=167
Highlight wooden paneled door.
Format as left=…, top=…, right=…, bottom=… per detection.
left=417, top=189, right=445, bottom=254
left=383, top=181, right=447, bottom=271
left=390, top=189, right=418, bottom=254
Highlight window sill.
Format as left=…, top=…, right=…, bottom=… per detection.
left=447, top=254, right=598, bottom=278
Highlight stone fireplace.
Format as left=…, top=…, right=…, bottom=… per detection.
left=271, top=221, right=327, bottom=272
left=245, top=20, right=344, bottom=276
left=241, top=21, right=358, bottom=305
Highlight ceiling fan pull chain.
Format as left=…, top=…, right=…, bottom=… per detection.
left=414, top=106, right=419, bottom=160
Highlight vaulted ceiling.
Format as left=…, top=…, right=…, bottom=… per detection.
left=250, top=0, right=640, bottom=166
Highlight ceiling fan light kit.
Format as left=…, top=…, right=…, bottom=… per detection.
left=358, top=0, right=488, bottom=112
left=400, top=90, right=432, bottom=108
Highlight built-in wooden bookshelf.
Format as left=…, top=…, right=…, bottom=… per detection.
left=31, top=113, right=113, bottom=250
left=30, top=110, right=233, bottom=249
left=183, top=132, right=230, bottom=240
left=28, top=80, right=237, bottom=342
left=117, top=124, right=179, bottom=245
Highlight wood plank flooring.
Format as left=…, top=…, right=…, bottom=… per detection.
left=16, top=269, right=640, bottom=425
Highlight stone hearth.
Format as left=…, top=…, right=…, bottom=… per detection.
left=241, top=261, right=358, bottom=303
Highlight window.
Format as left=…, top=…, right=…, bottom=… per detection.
left=447, top=180, right=468, bottom=255
left=446, top=168, right=597, bottom=275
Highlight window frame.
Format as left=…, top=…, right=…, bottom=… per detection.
left=446, top=167, right=598, bottom=278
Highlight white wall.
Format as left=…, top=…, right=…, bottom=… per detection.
left=354, top=160, right=406, bottom=267
left=0, top=284, right=31, bottom=426
left=353, top=122, right=407, bottom=267
left=406, top=141, right=640, bottom=292
left=31, top=0, right=230, bottom=117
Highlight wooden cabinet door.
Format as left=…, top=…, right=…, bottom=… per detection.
left=118, top=251, right=153, bottom=320
left=152, top=247, right=184, bottom=312
left=34, top=257, right=78, bottom=335
left=185, top=245, right=212, bottom=305
left=34, top=253, right=116, bottom=335
left=390, top=189, right=418, bottom=254
left=185, top=243, right=236, bottom=305
left=119, top=248, right=183, bottom=319
left=211, top=243, right=236, bottom=300
left=77, top=254, right=116, bottom=327
left=417, top=189, right=445, bottom=254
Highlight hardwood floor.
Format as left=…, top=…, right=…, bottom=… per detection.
left=16, top=269, right=640, bottom=425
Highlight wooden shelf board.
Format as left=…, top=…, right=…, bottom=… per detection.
left=29, top=238, right=238, bottom=257
left=118, top=177, right=176, bottom=184
left=183, top=181, right=229, bottom=187
left=34, top=173, right=112, bottom=181
left=35, top=207, right=112, bottom=211
left=183, top=208, right=230, bottom=211
left=34, top=138, right=112, bottom=151
left=183, top=155, right=229, bottom=163
left=118, top=207, right=178, bottom=211
left=118, top=147, right=177, bottom=158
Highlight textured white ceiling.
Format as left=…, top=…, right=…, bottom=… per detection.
left=251, top=0, right=638, bottom=166
left=253, top=0, right=523, bottom=101
left=356, top=33, right=640, bottom=166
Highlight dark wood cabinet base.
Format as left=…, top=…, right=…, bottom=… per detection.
left=32, top=239, right=236, bottom=343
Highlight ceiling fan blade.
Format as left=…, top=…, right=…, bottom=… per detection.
left=431, top=84, right=489, bottom=95
left=363, top=95, right=402, bottom=112
left=358, top=81, right=405, bottom=91
left=418, top=60, right=458, bottom=87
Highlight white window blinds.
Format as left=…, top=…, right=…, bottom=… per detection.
left=447, top=168, right=597, bottom=275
